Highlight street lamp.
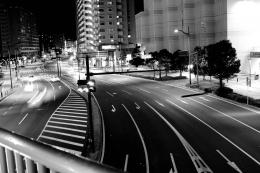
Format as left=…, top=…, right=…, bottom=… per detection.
left=174, top=26, right=192, bottom=85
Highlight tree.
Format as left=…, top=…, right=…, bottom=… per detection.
left=205, top=40, right=240, bottom=88
left=130, top=44, right=144, bottom=67
left=173, top=50, right=188, bottom=76
left=147, top=52, right=158, bottom=79
left=192, top=46, right=207, bottom=79
left=158, top=49, right=172, bottom=77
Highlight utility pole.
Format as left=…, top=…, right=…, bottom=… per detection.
left=7, top=45, right=13, bottom=89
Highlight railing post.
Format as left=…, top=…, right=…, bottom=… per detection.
left=15, top=153, right=24, bottom=173
left=0, top=146, right=7, bottom=173
left=25, top=158, right=36, bottom=173
left=37, top=163, right=48, bottom=173
left=6, top=149, right=16, bottom=173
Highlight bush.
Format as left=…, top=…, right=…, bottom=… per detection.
left=215, top=87, right=233, bottom=96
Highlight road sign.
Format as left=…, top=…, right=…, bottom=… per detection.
left=250, top=52, right=260, bottom=58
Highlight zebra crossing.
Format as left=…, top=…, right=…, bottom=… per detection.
left=38, top=90, right=88, bottom=155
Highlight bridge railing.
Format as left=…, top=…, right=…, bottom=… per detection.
left=0, top=128, right=121, bottom=173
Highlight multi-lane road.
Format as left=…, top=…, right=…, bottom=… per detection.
left=93, top=74, right=260, bottom=173
left=2, top=60, right=260, bottom=172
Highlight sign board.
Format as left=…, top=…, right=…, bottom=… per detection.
left=250, top=52, right=260, bottom=58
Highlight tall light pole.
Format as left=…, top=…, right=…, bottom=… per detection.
left=174, top=26, right=192, bottom=85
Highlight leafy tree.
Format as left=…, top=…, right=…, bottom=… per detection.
left=149, top=51, right=162, bottom=79
left=192, top=46, right=207, bottom=79
left=173, top=50, right=188, bottom=76
left=158, top=49, right=172, bottom=77
left=147, top=52, right=158, bottom=79
left=130, top=44, right=144, bottom=67
left=205, top=40, right=240, bottom=88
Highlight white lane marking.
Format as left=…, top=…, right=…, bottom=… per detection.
left=122, top=104, right=149, bottom=173
left=106, top=91, right=114, bottom=97
left=162, top=88, right=169, bottom=92
left=92, top=94, right=106, bottom=164
left=111, top=105, right=116, bottom=112
left=60, top=105, right=86, bottom=109
left=135, top=102, right=141, bottom=110
left=155, top=100, right=165, bottom=107
left=8, top=106, right=13, bottom=110
left=51, top=117, right=87, bottom=123
left=175, top=98, right=188, bottom=104
left=62, top=103, right=86, bottom=106
left=55, top=111, right=87, bottom=115
left=138, top=88, right=151, bottom=94
left=199, top=97, right=210, bottom=102
left=3, top=112, right=7, bottom=116
left=53, top=114, right=86, bottom=119
left=57, top=108, right=87, bottom=112
left=122, top=90, right=133, bottom=95
left=44, top=130, right=85, bottom=139
left=48, top=121, right=86, bottom=127
left=45, top=79, right=56, bottom=101
left=19, top=113, right=29, bottom=125
left=165, top=99, right=260, bottom=165
left=27, top=90, right=39, bottom=103
left=65, top=101, right=86, bottom=104
left=170, top=153, right=178, bottom=173
left=145, top=101, right=213, bottom=173
left=113, top=92, right=117, bottom=95
left=40, top=135, right=83, bottom=147
left=189, top=97, right=260, bottom=135
left=216, top=150, right=243, bottom=173
left=47, top=125, right=86, bottom=133
left=124, top=154, right=129, bottom=172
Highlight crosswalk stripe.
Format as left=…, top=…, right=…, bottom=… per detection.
left=43, top=130, right=85, bottom=139
left=62, top=103, right=86, bottom=106
left=40, top=135, right=83, bottom=147
left=60, top=105, right=87, bottom=109
left=53, top=146, right=81, bottom=155
left=53, top=114, right=87, bottom=119
left=46, top=125, right=86, bottom=133
left=51, top=117, right=87, bottom=123
left=57, top=108, right=87, bottom=112
left=49, top=121, right=87, bottom=127
left=55, top=110, right=87, bottom=115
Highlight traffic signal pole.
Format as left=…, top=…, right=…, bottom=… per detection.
left=82, top=55, right=94, bottom=156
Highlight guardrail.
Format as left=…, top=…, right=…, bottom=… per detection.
left=0, top=128, right=121, bottom=173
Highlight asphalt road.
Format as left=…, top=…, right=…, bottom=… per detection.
left=93, top=74, right=260, bottom=173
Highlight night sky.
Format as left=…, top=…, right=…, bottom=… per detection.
left=18, top=0, right=143, bottom=41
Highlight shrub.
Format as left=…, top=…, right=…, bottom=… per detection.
left=215, top=87, right=233, bottom=96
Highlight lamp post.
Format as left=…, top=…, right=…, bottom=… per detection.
left=174, top=26, right=192, bottom=85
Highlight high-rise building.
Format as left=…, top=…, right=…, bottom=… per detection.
left=0, top=1, right=39, bottom=58
left=76, top=0, right=99, bottom=53
left=136, top=0, right=260, bottom=74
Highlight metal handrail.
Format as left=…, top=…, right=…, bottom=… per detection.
left=0, top=128, right=122, bottom=173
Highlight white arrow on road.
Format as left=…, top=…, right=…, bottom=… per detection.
left=111, top=105, right=116, bottom=112
left=216, top=149, right=243, bottom=173
left=135, top=102, right=141, bottom=110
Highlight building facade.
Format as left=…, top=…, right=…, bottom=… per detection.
left=136, top=0, right=260, bottom=74
left=0, top=2, right=39, bottom=58
left=76, top=0, right=99, bottom=53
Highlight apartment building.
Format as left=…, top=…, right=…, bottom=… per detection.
left=136, top=0, right=260, bottom=74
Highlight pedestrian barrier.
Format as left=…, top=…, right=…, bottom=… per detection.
left=0, top=128, right=121, bottom=173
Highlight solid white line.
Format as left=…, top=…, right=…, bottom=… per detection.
left=92, top=93, right=106, bottom=164
left=55, top=110, right=87, bottom=115
left=165, top=99, right=260, bottom=165
left=51, top=117, right=87, bottom=123
left=57, top=108, right=87, bottom=112
left=53, top=114, right=86, bottom=119
left=199, top=97, right=210, bottom=102
left=27, top=90, right=39, bottom=103
left=40, top=135, right=83, bottom=147
left=175, top=98, right=188, bottom=104
left=122, top=90, right=133, bottom=95
left=124, top=154, right=129, bottom=172
left=138, top=88, right=151, bottom=94
left=122, top=104, right=149, bottom=173
left=45, top=79, right=56, bottom=101
left=145, top=101, right=213, bottom=172
left=46, top=125, right=86, bottom=133
left=106, top=91, right=114, bottom=97
left=18, top=113, right=29, bottom=125
left=155, top=100, right=165, bottom=107
left=189, top=97, right=260, bottom=135
left=170, top=153, right=178, bottom=173
left=48, top=121, right=86, bottom=127
left=43, top=130, right=85, bottom=139
left=216, top=149, right=230, bottom=162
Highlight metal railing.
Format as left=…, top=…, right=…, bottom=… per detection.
left=0, top=128, right=121, bottom=173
